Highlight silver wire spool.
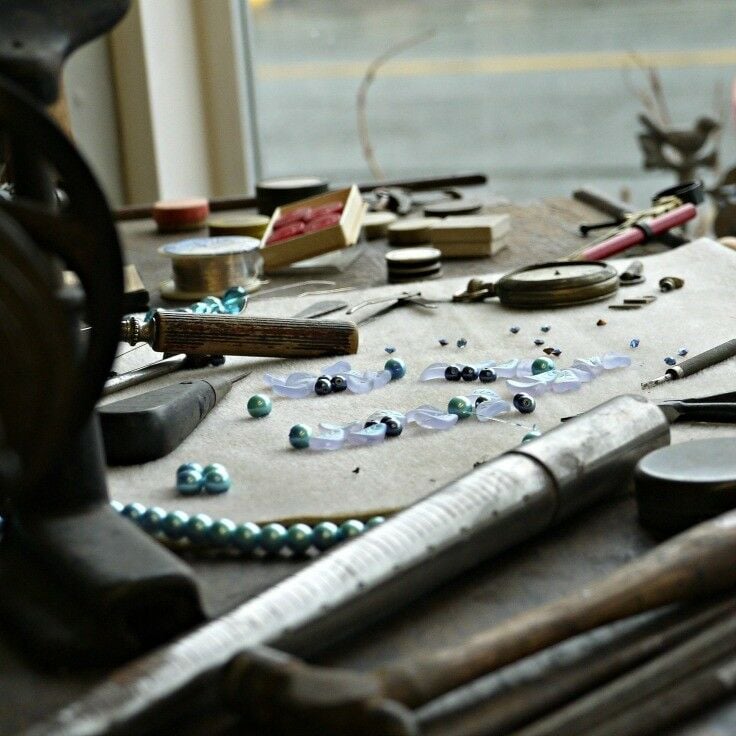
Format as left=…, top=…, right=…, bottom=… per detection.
left=159, top=237, right=264, bottom=300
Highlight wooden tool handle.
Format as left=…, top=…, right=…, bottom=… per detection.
left=677, top=338, right=736, bottom=378
left=151, top=312, right=359, bottom=358
left=378, top=509, right=736, bottom=708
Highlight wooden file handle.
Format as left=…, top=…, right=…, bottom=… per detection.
left=378, top=509, right=736, bottom=708
left=123, top=312, right=359, bottom=358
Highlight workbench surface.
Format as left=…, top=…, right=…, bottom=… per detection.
left=2, top=195, right=734, bottom=735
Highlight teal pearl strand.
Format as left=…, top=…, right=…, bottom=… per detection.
left=109, top=501, right=385, bottom=558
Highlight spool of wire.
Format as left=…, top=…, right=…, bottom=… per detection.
left=159, top=237, right=263, bottom=301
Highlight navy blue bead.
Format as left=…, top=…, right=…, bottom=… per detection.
left=330, top=375, right=347, bottom=393
left=445, top=365, right=461, bottom=381
left=664, top=356, right=677, bottom=366
left=122, top=502, right=147, bottom=523
left=461, top=365, right=478, bottom=381
left=385, top=358, right=406, bottom=380
left=479, top=367, right=497, bottom=383
left=381, top=416, right=403, bottom=437
left=314, top=376, right=332, bottom=395
left=513, top=393, right=536, bottom=414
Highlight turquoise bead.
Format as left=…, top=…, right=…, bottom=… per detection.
left=339, top=519, right=365, bottom=541
left=222, top=285, right=248, bottom=303
left=384, top=357, right=406, bottom=380
left=531, top=357, right=555, bottom=375
left=140, top=506, right=167, bottom=533
left=177, top=468, right=205, bottom=495
left=162, top=510, right=190, bottom=540
left=247, top=394, right=272, bottom=418
left=177, top=462, right=204, bottom=475
left=260, top=523, right=288, bottom=554
left=110, top=499, right=124, bottom=514
left=144, top=308, right=157, bottom=322
left=232, top=522, right=261, bottom=553
left=222, top=287, right=248, bottom=314
left=287, top=523, right=314, bottom=555
left=366, top=515, right=385, bottom=529
left=202, top=296, right=226, bottom=313
left=448, top=395, right=473, bottom=419
left=208, top=518, right=237, bottom=547
left=312, top=521, right=339, bottom=551
left=192, top=301, right=210, bottom=314
left=203, top=463, right=231, bottom=494
left=186, top=513, right=213, bottom=544
left=522, top=429, right=542, bottom=443
left=289, top=424, right=312, bottom=449
left=121, top=502, right=147, bottom=523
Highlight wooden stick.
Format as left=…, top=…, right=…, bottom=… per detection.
left=377, top=511, right=736, bottom=708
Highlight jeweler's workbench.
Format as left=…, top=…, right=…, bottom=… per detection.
left=4, top=197, right=736, bottom=735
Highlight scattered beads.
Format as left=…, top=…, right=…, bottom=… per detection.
left=540, top=325, right=551, bottom=333
left=448, top=395, right=474, bottom=419
left=385, top=357, right=406, bottom=380
left=265, top=361, right=392, bottom=398
left=445, top=365, right=462, bottom=381
left=533, top=338, right=545, bottom=346
left=513, top=393, right=536, bottom=414
left=664, top=356, right=677, bottom=366
left=289, top=424, right=312, bottom=449
left=531, top=357, right=555, bottom=375
left=479, top=367, right=497, bottom=383
left=384, top=346, right=396, bottom=354
left=629, top=338, right=640, bottom=348
left=438, top=338, right=449, bottom=346
left=678, top=347, right=688, bottom=357
left=203, top=463, right=231, bottom=495
left=457, top=338, right=468, bottom=349
left=247, top=394, right=272, bottom=418
left=510, top=326, right=520, bottom=334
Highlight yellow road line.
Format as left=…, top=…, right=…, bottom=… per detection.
left=258, top=47, right=736, bottom=81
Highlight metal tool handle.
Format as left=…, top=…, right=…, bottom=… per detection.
left=665, top=402, right=736, bottom=423
left=672, top=339, right=736, bottom=379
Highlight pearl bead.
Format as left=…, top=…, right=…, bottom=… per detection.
left=208, top=518, right=237, bottom=547
left=232, top=522, right=261, bottom=553
left=513, top=393, right=536, bottom=414
left=289, top=424, right=312, bottom=449
left=522, top=429, right=542, bottom=443
left=339, top=519, right=365, bottom=541
left=312, top=521, right=339, bottom=550
left=314, top=376, right=332, bottom=395
left=247, top=394, right=272, bottom=418
left=203, top=463, right=231, bottom=494
left=162, top=510, right=190, bottom=540
left=260, top=523, right=288, bottom=554
left=380, top=416, right=402, bottom=437
left=330, top=375, right=347, bottom=393
left=479, top=367, right=497, bottom=383
left=287, top=523, right=314, bottom=555
left=444, top=365, right=461, bottom=381
left=177, top=468, right=205, bottom=496
left=448, top=395, right=473, bottom=419
left=122, top=502, right=146, bottom=523
left=461, top=366, right=478, bottom=381
left=366, top=516, right=385, bottom=529
left=186, top=513, right=213, bottom=544
left=384, top=358, right=406, bottom=380
left=140, top=506, right=166, bottom=533
left=531, top=357, right=555, bottom=375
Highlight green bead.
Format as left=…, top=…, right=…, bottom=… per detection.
left=522, top=429, right=542, bottom=443
left=312, top=521, right=339, bottom=551
left=247, top=394, right=272, bottom=418
left=448, top=396, right=473, bottom=419
left=162, top=510, right=190, bottom=540
left=186, top=513, right=213, bottom=544
left=338, top=519, right=365, bottom=541
left=366, top=515, right=385, bottom=529
left=203, top=463, right=231, bottom=494
left=531, top=357, right=555, bottom=375
left=176, top=468, right=204, bottom=495
left=140, top=506, right=166, bottom=533
left=208, top=518, right=237, bottom=547
left=260, top=523, right=288, bottom=554
left=232, top=522, right=261, bottom=553
left=177, top=462, right=203, bottom=475
left=384, top=357, right=406, bottom=380
left=287, top=523, right=314, bottom=555
left=289, top=424, right=312, bottom=449
left=121, top=501, right=146, bottom=522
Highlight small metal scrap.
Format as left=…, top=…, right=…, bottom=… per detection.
left=597, top=319, right=607, bottom=326
left=623, top=296, right=657, bottom=305
left=660, top=276, right=685, bottom=292
left=619, top=260, right=645, bottom=286
left=609, top=304, right=642, bottom=310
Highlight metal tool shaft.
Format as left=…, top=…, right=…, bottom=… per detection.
left=28, top=395, right=668, bottom=736
left=642, top=338, right=736, bottom=389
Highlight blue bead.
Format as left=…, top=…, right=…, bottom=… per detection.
left=192, top=301, right=210, bottom=314
left=385, top=357, right=406, bottom=380
left=664, top=356, right=677, bottom=366
left=247, top=394, right=272, bottom=418
left=222, top=286, right=248, bottom=314
left=461, top=366, right=478, bottom=381
left=312, top=521, right=339, bottom=551
left=177, top=462, right=203, bottom=475
left=678, top=347, right=688, bottom=357
left=438, top=338, right=449, bottom=346
left=232, top=522, right=261, bottom=553
left=203, top=463, right=231, bottom=494
left=384, top=346, right=396, bottom=354
left=456, top=338, right=468, bottom=349
left=121, top=502, right=147, bottom=523
left=289, top=424, right=312, bottom=449
left=339, top=519, right=365, bottom=541
left=162, top=510, right=190, bottom=540
left=533, top=338, right=545, bottom=346
left=510, top=326, right=520, bottom=334
left=366, top=516, right=385, bottom=529
left=177, top=468, right=205, bottom=496
left=513, top=393, right=536, bottom=414
left=186, top=513, right=213, bottom=544
left=140, top=506, right=167, bottom=533
left=208, top=518, right=237, bottom=547
left=314, top=376, right=332, bottom=395
left=222, top=285, right=248, bottom=302
left=202, top=296, right=225, bottom=313
left=287, top=523, right=314, bottom=555
left=144, top=308, right=157, bottom=322
left=445, top=365, right=461, bottom=381
left=110, top=499, right=124, bottom=514
left=540, top=325, right=551, bottom=333
left=630, top=338, right=640, bottom=349
left=260, top=523, right=288, bottom=554
left=479, top=367, right=497, bottom=383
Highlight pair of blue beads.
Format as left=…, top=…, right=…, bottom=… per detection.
left=145, top=286, right=248, bottom=322
left=176, top=462, right=231, bottom=496
left=114, top=500, right=384, bottom=557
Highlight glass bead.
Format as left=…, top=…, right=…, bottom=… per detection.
left=330, top=375, right=348, bottom=393
left=461, top=366, right=479, bottom=382
left=366, top=516, right=385, bottom=529
left=321, top=360, right=352, bottom=376
left=513, top=393, right=536, bottom=414
left=222, top=286, right=248, bottom=314
left=540, top=325, right=551, bottom=333
left=552, top=349, right=562, bottom=357
left=177, top=468, right=205, bottom=496
left=384, top=358, right=406, bottom=380
left=192, top=301, right=210, bottom=314
left=121, top=502, right=147, bottom=523
left=384, top=346, right=396, bottom=354
left=247, top=394, right=272, bottom=418
left=479, top=367, right=497, bottom=383
left=629, top=338, right=640, bottom=348
left=287, top=523, right=314, bottom=555
left=438, top=338, right=449, bottom=346
left=177, top=462, right=203, bottom=475
left=110, top=499, right=124, bottom=514
left=534, top=338, right=545, bottom=346
left=380, top=416, right=403, bottom=437
left=144, top=308, right=156, bottom=322
left=664, top=356, right=677, bottom=366
left=314, top=376, right=332, bottom=395
left=203, top=463, right=231, bottom=495
left=162, top=510, right=190, bottom=540
left=186, top=513, right=213, bottom=545
left=222, top=285, right=248, bottom=302
left=522, top=429, right=542, bottom=443
left=457, top=338, right=468, bottom=349
left=406, top=406, right=459, bottom=430
left=510, top=326, right=520, bottom=334
left=289, top=424, right=312, bottom=449
left=272, top=381, right=313, bottom=399
left=494, top=359, right=520, bottom=378
left=531, top=357, right=555, bottom=375
left=346, top=422, right=387, bottom=446
left=678, top=348, right=688, bottom=357
left=448, top=396, right=473, bottom=419
left=444, top=365, right=461, bottom=381
left=601, top=353, right=631, bottom=369
left=475, top=398, right=512, bottom=420
left=312, top=521, right=339, bottom=551
left=232, top=522, right=261, bottom=553
left=339, top=519, right=365, bottom=541
left=260, top=523, right=288, bottom=554
left=140, top=506, right=166, bottom=533
left=202, top=296, right=225, bottom=313
left=208, top=518, right=236, bottom=547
